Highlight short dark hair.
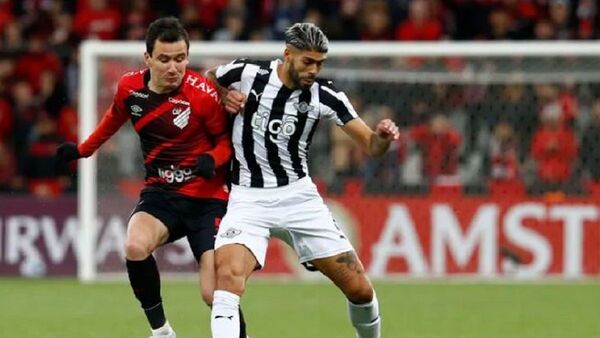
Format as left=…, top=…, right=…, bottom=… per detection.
left=284, top=22, right=329, bottom=53
left=145, top=17, right=189, bottom=55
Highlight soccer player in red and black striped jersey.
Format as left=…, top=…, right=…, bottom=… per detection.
left=56, top=17, right=246, bottom=338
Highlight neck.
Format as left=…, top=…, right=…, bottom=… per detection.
left=277, top=63, right=296, bottom=89
left=148, top=79, right=168, bottom=94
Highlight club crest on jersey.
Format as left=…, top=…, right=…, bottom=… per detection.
left=173, top=107, right=191, bottom=129
left=293, top=101, right=314, bottom=114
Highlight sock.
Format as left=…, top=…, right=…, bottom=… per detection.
left=348, top=294, right=381, bottom=338
left=151, top=320, right=173, bottom=336
left=238, top=306, right=247, bottom=338
left=126, top=256, right=166, bottom=329
left=211, top=290, right=240, bottom=338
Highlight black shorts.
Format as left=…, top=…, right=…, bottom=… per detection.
left=131, top=190, right=226, bottom=261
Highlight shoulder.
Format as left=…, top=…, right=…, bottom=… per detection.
left=316, top=78, right=342, bottom=93
left=118, top=69, right=146, bottom=88
left=182, top=69, right=220, bottom=104
left=230, top=58, right=272, bottom=69
left=115, top=69, right=146, bottom=98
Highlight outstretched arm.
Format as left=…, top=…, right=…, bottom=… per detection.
left=340, top=118, right=399, bottom=157
left=56, top=103, right=128, bottom=164
left=77, top=104, right=129, bottom=157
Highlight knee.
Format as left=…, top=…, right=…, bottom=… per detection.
left=124, top=238, right=152, bottom=260
left=215, top=263, right=246, bottom=295
left=345, top=281, right=374, bottom=305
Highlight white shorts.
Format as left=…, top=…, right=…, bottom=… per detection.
left=214, top=177, right=354, bottom=268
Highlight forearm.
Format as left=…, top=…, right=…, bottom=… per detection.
left=206, top=133, right=233, bottom=167
left=368, top=132, right=392, bottom=157
left=78, top=107, right=128, bottom=157
left=205, top=68, right=229, bottom=99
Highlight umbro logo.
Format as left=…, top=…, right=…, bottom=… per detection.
left=293, top=101, right=314, bottom=114
left=220, top=228, right=242, bottom=238
left=257, top=69, right=269, bottom=76
left=130, top=105, right=143, bottom=116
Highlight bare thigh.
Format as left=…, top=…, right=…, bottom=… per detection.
left=125, top=211, right=170, bottom=260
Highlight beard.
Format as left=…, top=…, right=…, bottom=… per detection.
left=288, top=62, right=315, bottom=90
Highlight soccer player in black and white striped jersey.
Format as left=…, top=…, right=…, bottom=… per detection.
left=206, top=23, right=399, bottom=338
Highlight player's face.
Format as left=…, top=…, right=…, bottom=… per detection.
left=145, top=39, right=189, bottom=93
left=286, top=48, right=327, bottom=89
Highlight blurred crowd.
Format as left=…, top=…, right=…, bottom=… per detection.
left=329, top=80, right=600, bottom=196
left=0, top=0, right=599, bottom=197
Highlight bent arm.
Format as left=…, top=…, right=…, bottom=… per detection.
left=205, top=67, right=230, bottom=99
left=201, top=99, right=233, bottom=167
left=206, top=67, right=247, bottom=114
left=78, top=104, right=129, bottom=157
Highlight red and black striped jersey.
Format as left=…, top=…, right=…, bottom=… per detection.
left=78, top=68, right=232, bottom=200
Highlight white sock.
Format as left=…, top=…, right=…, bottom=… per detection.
left=348, top=294, right=381, bottom=338
left=151, top=320, right=173, bottom=336
left=211, top=290, right=240, bottom=338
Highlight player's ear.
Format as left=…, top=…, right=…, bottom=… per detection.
left=143, top=52, right=151, bottom=67
left=283, top=47, right=292, bottom=62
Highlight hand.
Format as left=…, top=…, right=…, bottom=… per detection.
left=56, top=142, right=81, bottom=163
left=194, top=154, right=216, bottom=179
left=375, top=119, right=400, bottom=141
left=224, top=90, right=247, bottom=114
left=54, top=142, right=81, bottom=175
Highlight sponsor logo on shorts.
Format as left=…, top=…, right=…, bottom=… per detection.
left=220, top=228, right=242, bottom=238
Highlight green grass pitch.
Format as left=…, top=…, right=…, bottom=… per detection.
left=2, top=278, right=600, bottom=338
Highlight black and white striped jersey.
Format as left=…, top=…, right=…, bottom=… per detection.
left=215, top=58, right=359, bottom=188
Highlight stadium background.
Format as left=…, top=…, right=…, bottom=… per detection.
left=2, top=1, right=600, bottom=337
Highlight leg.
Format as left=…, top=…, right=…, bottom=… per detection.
left=310, top=251, right=381, bottom=338
left=198, top=249, right=216, bottom=306
left=211, top=244, right=258, bottom=338
left=125, top=211, right=173, bottom=335
left=208, top=185, right=275, bottom=338
left=189, top=199, right=250, bottom=338
left=199, top=248, right=249, bottom=338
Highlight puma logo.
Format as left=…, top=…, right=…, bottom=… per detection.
left=215, top=315, right=234, bottom=320
left=250, top=89, right=262, bottom=101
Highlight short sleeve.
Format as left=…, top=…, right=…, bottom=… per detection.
left=318, top=80, right=359, bottom=126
